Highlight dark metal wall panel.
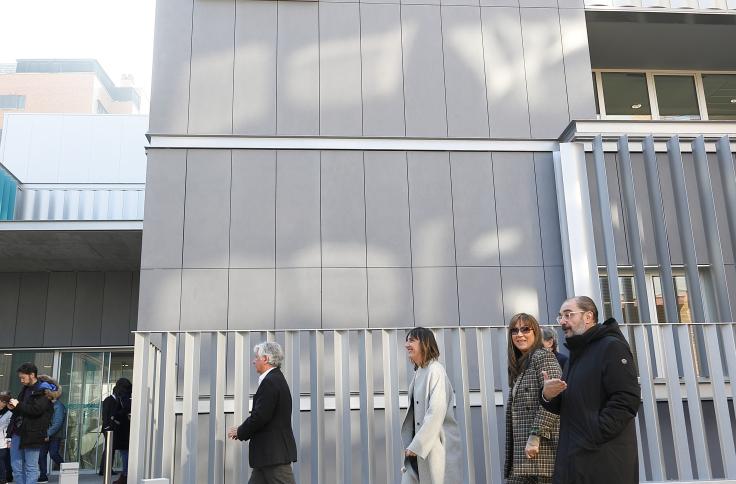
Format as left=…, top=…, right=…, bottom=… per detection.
left=15, top=273, right=49, bottom=347
left=71, top=272, right=105, bottom=347
left=43, top=272, right=76, bottom=347
left=0, top=273, right=20, bottom=347
left=100, top=272, right=133, bottom=346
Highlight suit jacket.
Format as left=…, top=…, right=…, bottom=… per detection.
left=504, top=348, right=561, bottom=479
left=236, top=367, right=297, bottom=468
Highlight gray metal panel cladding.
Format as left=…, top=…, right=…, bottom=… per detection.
left=230, top=151, right=276, bottom=269
left=148, top=0, right=192, bottom=134
left=319, top=3, right=363, bottom=137
left=15, top=272, right=49, bottom=347
left=182, top=150, right=231, bottom=269
left=234, top=0, right=277, bottom=135
left=140, top=149, right=186, bottom=270
left=188, top=0, right=234, bottom=134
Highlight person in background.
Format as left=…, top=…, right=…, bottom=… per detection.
left=8, top=362, right=54, bottom=484
left=505, top=313, right=561, bottom=484
left=36, top=375, right=65, bottom=484
left=541, top=328, right=568, bottom=370
left=111, top=378, right=131, bottom=484
left=400, top=327, right=462, bottom=484
left=99, top=378, right=132, bottom=478
left=0, top=392, right=13, bottom=484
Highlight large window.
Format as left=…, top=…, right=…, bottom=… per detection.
left=0, top=94, right=26, bottom=109
left=702, top=74, right=736, bottom=120
left=594, top=70, right=736, bottom=121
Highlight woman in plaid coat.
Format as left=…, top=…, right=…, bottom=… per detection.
left=504, top=313, right=562, bottom=484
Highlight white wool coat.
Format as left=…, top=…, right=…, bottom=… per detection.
left=400, top=360, right=463, bottom=484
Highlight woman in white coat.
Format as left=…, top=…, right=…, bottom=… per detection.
left=401, top=327, right=462, bottom=484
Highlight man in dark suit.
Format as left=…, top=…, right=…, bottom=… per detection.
left=228, top=341, right=297, bottom=484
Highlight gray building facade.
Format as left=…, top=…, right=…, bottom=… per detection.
left=134, top=0, right=736, bottom=483
left=140, top=0, right=597, bottom=331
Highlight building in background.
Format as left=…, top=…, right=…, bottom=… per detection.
left=0, top=59, right=143, bottom=132
left=0, top=112, right=146, bottom=472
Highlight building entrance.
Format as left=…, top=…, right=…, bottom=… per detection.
left=0, top=349, right=133, bottom=472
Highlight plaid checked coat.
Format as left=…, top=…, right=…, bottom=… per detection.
left=504, top=348, right=562, bottom=479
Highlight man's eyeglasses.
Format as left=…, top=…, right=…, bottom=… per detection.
left=510, top=326, right=533, bottom=336
left=556, top=311, right=586, bottom=323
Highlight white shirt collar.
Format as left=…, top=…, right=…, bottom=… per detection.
left=258, top=366, right=276, bottom=386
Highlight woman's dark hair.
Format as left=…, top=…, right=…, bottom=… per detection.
left=406, top=327, right=440, bottom=369
left=507, top=313, right=543, bottom=385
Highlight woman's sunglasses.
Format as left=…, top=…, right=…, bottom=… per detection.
left=510, top=326, right=533, bottom=336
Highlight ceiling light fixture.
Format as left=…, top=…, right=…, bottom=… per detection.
left=632, top=104, right=643, bottom=109
left=730, top=98, right=736, bottom=103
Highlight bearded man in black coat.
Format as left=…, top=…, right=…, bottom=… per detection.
left=541, top=296, right=641, bottom=484
left=228, top=341, right=297, bottom=484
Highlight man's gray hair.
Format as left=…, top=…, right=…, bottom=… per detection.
left=253, top=341, right=284, bottom=368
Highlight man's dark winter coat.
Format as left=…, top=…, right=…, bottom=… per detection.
left=10, top=383, right=53, bottom=448
left=541, top=318, right=641, bottom=484
left=236, top=368, right=298, bottom=469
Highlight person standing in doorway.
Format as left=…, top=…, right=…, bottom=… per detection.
left=228, top=341, right=297, bottom=484
left=541, top=296, right=641, bottom=484
left=36, top=375, right=65, bottom=484
left=99, top=378, right=132, bottom=482
left=7, top=362, right=54, bottom=484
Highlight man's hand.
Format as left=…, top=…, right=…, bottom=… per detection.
left=542, top=371, right=567, bottom=400
left=8, top=399, right=18, bottom=409
left=227, top=427, right=239, bottom=440
left=405, top=449, right=416, bottom=457
left=44, top=437, right=49, bottom=442
left=525, top=435, right=540, bottom=459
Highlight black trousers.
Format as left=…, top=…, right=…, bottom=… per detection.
left=248, top=464, right=296, bottom=484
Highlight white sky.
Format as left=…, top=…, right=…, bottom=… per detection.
left=0, top=0, right=156, bottom=111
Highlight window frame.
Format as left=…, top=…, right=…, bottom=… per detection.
left=593, top=68, right=736, bottom=121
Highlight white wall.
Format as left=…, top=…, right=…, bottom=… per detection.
left=0, top=113, right=148, bottom=184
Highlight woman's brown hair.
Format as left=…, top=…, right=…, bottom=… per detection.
left=507, top=313, right=543, bottom=385
left=406, top=327, right=440, bottom=369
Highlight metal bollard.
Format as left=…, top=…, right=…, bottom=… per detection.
left=103, top=430, right=114, bottom=484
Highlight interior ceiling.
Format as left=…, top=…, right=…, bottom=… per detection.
left=587, top=11, right=736, bottom=71
left=0, top=229, right=141, bottom=272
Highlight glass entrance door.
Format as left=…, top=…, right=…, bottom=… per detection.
left=58, top=351, right=134, bottom=472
